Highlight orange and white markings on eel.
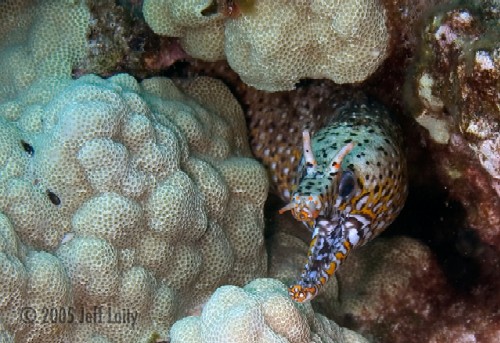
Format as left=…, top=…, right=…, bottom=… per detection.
left=280, top=101, right=408, bottom=302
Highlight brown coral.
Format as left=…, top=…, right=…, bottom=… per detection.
left=405, top=3, right=500, bottom=247
left=334, top=236, right=500, bottom=343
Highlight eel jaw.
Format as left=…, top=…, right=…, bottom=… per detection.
left=278, top=194, right=322, bottom=227
left=289, top=218, right=352, bottom=302
left=288, top=284, right=317, bottom=303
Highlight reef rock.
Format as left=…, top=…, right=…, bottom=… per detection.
left=406, top=2, right=500, bottom=247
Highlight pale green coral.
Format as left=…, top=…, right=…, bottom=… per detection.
left=143, top=0, right=389, bottom=91
left=0, top=0, right=89, bottom=100
left=142, top=0, right=225, bottom=61
left=0, top=74, right=268, bottom=342
left=170, top=278, right=369, bottom=343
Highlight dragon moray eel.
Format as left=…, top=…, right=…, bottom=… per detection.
left=269, top=94, right=408, bottom=302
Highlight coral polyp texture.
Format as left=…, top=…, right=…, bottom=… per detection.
left=169, top=278, right=369, bottom=343
left=142, top=0, right=226, bottom=62
left=0, top=0, right=89, bottom=100
left=0, top=74, right=268, bottom=342
left=143, top=0, right=390, bottom=91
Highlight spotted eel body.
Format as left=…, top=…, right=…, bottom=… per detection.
left=280, top=99, right=408, bottom=302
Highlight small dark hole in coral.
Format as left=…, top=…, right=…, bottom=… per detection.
left=201, top=1, right=218, bottom=16
left=129, top=36, right=146, bottom=52
left=21, top=140, right=34, bottom=156
left=159, top=61, right=190, bottom=78
left=47, top=190, right=61, bottom=206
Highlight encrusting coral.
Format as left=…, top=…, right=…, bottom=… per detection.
left=405, top=2, right=500, bottom=247
left=332, top=235, right=500, bottom=343
left=332, top=237, right=447, bottom=335
left=0, top=0, right=160, bottom=97
left=169, top=278, right=369, bottom=343
left=143, top=0, right=390, bottom=91
left=0, top=0, right=89, bottom=101
left=142, top=0, right=226, bottom=62
left=0, top=73, right=268, bottom=342
left=3, top=0, right=499, bottom=342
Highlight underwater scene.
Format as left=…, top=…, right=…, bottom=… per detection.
left=0, top=0, right=498, bottom=342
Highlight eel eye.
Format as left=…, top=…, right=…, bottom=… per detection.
left=338, top=170, right=355, bottom=198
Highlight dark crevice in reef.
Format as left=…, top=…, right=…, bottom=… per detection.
left=387, top=184, right=481, bottom=291
left=384, top=136, right=483, bottom=292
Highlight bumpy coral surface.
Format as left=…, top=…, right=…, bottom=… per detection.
left=170, top=278, right=369, bottom=343
left=406, top=2, right=500, bottom=247
left=0, top=0, right=89, bottom=100
left=143, top=0, right=390, bottom=91
left=0, top=74, right=268, bottom=342
left=142, top=0, right=226, bottom=62
left=0, top=0, right=157, bottom=97
left=174, top=2, right=500, bottom=343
